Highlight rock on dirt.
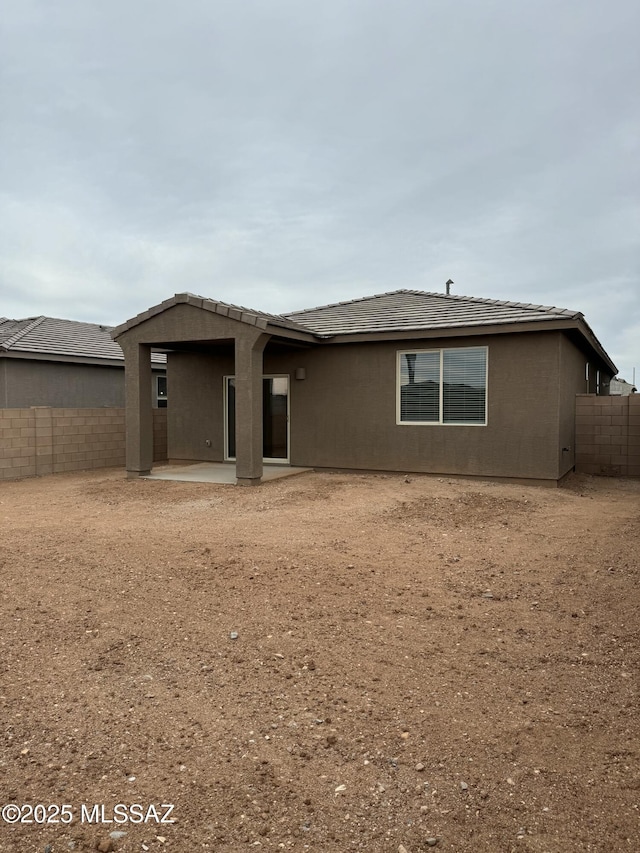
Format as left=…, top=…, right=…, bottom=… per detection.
left=0, top=469, right=638, bottom=852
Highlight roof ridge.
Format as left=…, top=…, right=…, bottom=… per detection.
left=38, top=315, right=115, bottom=329
left=287, top=288, right=581, bottom=319
left=286, top=289, right=416, bottom=316
left=113, top=292, right=316, bottom=339
left=1, top=316, right=46, bottom=350
left=409, top=289, right=581, bottom=317
left=178, top=292, right=314, bottom=333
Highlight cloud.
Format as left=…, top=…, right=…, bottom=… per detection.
left=0, top=0, right=638, bottom=377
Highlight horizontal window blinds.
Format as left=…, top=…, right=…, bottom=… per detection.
left=399, top=347, right=487, bottom=425
left=443, top=347, right=486, bottom=424
left=400, top=351, right=439, bottom=422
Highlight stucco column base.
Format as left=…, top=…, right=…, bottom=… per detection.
left=127, top=469, right=150, bottom=478
left=236, top=476, right=262, bottom=486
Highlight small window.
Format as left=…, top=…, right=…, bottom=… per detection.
left=398, top=347, right=487, bottom=425
left=156, top=375, right=168, bottom=408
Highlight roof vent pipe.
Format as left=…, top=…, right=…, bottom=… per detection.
left=445, top=279, right=453, bottom=295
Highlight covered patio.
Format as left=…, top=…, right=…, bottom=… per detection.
left=112, top=294, right=318, bottom=485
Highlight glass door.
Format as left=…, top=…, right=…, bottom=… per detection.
left=225, top=376, right=289, bottom=462
left=262, top=376, right=289, bottom=461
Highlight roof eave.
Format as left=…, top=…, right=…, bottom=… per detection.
left=562, top=318, right=617, bottom=375
left=309, top=316, right=617, bottom=371
left=308, top=316, right=566, bottom=342
left=0, top=351, right=166, bottom=368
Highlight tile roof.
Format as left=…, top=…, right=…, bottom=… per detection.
left=110, top=288, right=614, bottom=372
left=285, top=289, right=582, bottom=336
left=111, top=292, right=314, bottom=339
left=113, top=289, right=584, bottom=341
left=7, top=287, right=610, bottom=370
left=184, top=295, right=313, bottom=335
left=0, top=318, right=40, bottom=347
left=0, top=316, right=166, bottom=364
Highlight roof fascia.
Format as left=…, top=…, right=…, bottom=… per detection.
left=310, top=318, right=571, bottom=344
left=312, top=317, right=616, bottom=367
left=263, top=325, right=318, bottom=344
left=0, top=351, right=166, bottom=370
left=562, top=319, right=617, bottom=375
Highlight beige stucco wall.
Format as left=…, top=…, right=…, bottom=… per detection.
left=1, top=360, right=126, bottom=408
left=0, top=358, right=165, bottom=409
left=161, top=328, right=585, bottom=481
left=556, top=334, right=614, bottom=479
left=267, top=331, right=563, bottom=480
left=167, top=350, right=234, bottom=462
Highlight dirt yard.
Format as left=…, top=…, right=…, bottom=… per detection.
left=0, top=468, right=638, bottom=853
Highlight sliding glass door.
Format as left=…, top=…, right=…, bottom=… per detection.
left=225, top=376, right=289, bottom=462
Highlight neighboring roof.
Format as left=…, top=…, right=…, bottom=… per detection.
left=609, top=377, right=637, bottom=395
left=0, top=316, right=166, bottom=365
left=0, top=317, right=39, bottom=347
left=285, top=289, right=581, bottom=335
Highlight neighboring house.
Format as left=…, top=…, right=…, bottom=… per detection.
left=112, top=289, right=617, bottom=485
left=609, top=377, right=636, bottom=396
left=0, top=315, right=166, bottom=408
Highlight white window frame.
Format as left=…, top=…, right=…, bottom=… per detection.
left=155, top=374, right=167, bottom=408
left=396, top=346, right=488, bottom=426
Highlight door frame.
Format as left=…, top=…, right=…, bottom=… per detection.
left=223, top=374, right=290, bottom=464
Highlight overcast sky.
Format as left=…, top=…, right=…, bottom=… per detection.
left=1, top=0, right=638, bottom=379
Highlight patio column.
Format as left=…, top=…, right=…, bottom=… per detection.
left=234, top=332, right=270, bottom=485
left=122, top=341, right=154, bottom=477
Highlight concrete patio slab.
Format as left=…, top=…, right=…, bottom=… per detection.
left=143, top=462, right=313, bottom=485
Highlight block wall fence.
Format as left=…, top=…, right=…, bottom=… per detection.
left=575, top=394, right=640, bottom=477
left=0, top=407, right=167, bottom=482
left=1, top=399, right=638, bottom=483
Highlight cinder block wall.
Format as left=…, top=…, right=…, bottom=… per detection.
left=0, top=408, right=37, bottom=480
left=575, top=394, right=640, bottom=476
left=0, top=407, right=167, bottom=481
left=152, top=408, right=168, bottom=462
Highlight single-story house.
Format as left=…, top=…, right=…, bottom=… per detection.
left=112, top=289, right=617, bottom=485
left=0, top=315, right=166, bottom=408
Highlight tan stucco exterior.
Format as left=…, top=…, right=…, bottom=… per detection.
left=175, top=331, right=602, bottom=481
left=0, top=357, right=165, bottom=409
left=113, top=295, right=614, bottom=484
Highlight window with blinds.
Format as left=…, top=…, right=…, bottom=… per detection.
left=398, top=347, right=487, bottom=425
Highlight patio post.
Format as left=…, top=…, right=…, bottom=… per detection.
left=234, top=332, right=270, bottom=485
left=122, top=341, right=154, bottom=477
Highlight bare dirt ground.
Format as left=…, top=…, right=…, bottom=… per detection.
left=0, top=468, right=639, bottom=853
